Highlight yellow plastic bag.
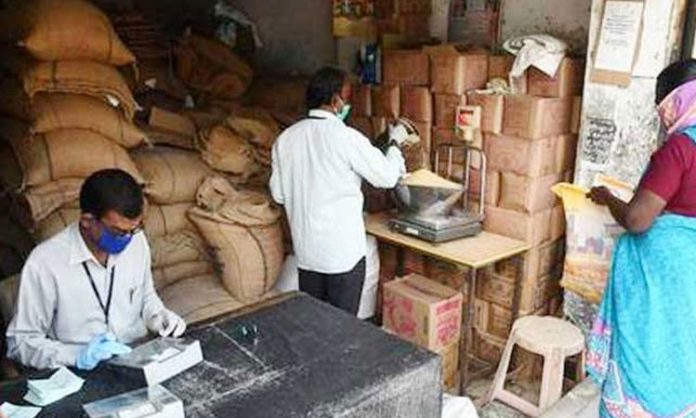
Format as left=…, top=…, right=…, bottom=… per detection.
left=552, top=176, right=633, bottom=303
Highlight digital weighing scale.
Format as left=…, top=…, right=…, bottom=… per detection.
left=390, top=143, right=487, bottom=243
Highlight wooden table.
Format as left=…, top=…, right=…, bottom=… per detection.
left=0, top=293, right=442, bottom=417
left=366, top=212, right=530, bottom=394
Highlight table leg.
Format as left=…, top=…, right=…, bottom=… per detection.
left=510, top=254, right=525, bottom=329
left=395, top=246, right=405, bottom=277
left=460, top=267, right=478, bottom=395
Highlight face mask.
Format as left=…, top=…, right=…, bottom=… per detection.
left=335, top=97, right=352, bottom=121
left=96, top=222, right=133, bottom=254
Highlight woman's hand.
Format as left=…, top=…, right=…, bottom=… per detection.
left=587, top=186, right=614, bottom=206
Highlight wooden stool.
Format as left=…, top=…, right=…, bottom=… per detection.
left=484, top=316, right=585, bottom=417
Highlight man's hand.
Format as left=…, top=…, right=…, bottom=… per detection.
left=76, top=333, right=131, bottom=370
left=147, top=309, right=187, bottom=338
left=587, top=186, right=614, bottom=206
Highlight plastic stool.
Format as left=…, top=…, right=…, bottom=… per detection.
left=483, top=316, right=585, bottom=417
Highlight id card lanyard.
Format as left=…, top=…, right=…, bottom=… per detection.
left=82, top=261, right=115, bottom=331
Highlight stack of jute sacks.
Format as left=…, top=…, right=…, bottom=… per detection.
left=375, top=44, right=585, bottom=380
left=0, top=0, right=286, bottom=326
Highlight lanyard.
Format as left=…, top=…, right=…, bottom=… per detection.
left=82, top=262, right=115, bottom=326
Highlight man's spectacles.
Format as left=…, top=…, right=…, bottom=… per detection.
left=98, top=220, right=144, bottom=238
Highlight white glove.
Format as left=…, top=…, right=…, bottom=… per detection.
left=147, top=309, right=187, bottom=338
left=388, top=123, right=410, bottom=147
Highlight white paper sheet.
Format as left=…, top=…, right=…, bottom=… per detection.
left=594, top=1, right=644, bottom=73
left=0, top=402, right=42, bottom=418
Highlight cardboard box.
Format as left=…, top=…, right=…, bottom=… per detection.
left=371, top=116, right=389, bottom=137
left=488, top=55, right=528, bottom=94
left=383, top=274, right=463, bottom=351
left=498, top=171, right=565, bottom=214
left=427, top=46, right=488, bottom=95
left=485, top=134, right=556, bottom=178
left=372, top=85, right=400, bottom=118
left=473, top=330, right=506, bottom=365
left=401, top=86, right=433, bottom=122
left=424, top=258, right=470, bottom=294
left=528, top=58, right=585, bottom=98
left=490, top=239, right=565, bottom=283
left=556, top=134, right=578, bottom=173
left=485, top=170, right=501, bottom=206
left=383, top=50, right=430, bottom=86
left=484, top=206, right=553, bottom=246
left=474, top=300, right=549, bottom=339
left=353, top=84, right=372, bottom=117
left=433, top=94, right=467, bottom=128
left=550, top=204, right=566, bottom=242
left=476, top=268, right=563, bottom=312
left=396, top=0, right=432, bottom=14
left=467, top=93, right=504, bottom=134
left=349, top=116, right=374, bottom=139
left=571, top=96, right=582, bottom=134
left=432, top=340, right=459, bottom=391
left=502, top=96, right=573, bottom=139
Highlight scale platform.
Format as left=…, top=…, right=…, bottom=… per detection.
left=390, top=213, right=482, bottom=243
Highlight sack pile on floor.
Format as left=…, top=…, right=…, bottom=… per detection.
left=0, top=0, right=286, bottom=327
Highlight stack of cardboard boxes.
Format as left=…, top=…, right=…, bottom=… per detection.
left=382, top=274, right=463, bottom=392
left=374, top=47, right=585, bottom=374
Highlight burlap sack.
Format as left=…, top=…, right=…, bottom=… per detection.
left=159, top=274, right=243, bottom=323
left=0, top=140, right=23, bottom=193
left=0, top=275, right=20, bottom=324
left=226, top=107, right=280, bottom=152
left=244, top=77, right=309, bottom=112
left=131, top=147, right=213, bottom=205
left=31, top=94, right=147, bottom=149
left=144, top=203, right=196, bottom=238
left=196, top=125, right=258, bottom=176
left=174, top=32, right=253, bottom=100
left=152, top=261, right=214, bottom=291
left=1, top=0, right=135, bottom=65
left=16, top=179, right=82, bottom=228
left=24, top=61, right=138, bottom=120
left=150, top=230, right=209, bottom=269
left=188, top=177, right=283, bottom=302
left=8, top=128, right=143, bottom=187
left=33, top=207, right=80, bottom=242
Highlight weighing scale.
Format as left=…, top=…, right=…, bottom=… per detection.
left=390, top=142, right=487, bottom=243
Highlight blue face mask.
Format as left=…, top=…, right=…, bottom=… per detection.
left=97, top=222, right=134, bottom=254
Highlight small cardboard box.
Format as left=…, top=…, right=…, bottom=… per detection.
left=426, top=45, right=488, bottom=95
left=349, top=116, right=374, bottom=139
left=383, top=50, right=430, bottom=86
left=423, top=258, right=470, bottom=295
left=488, top=55, right=528, bottom=94
left=483, top=206, right=554, bottom=246
left=498, top=171, right=565, bottom=214
left=474, top=300, right=549, bottom=339
left=383, top=274, right=463, bottom=351
left=352, top=84, right=372, bottom=117
left=431, top=340, right=459, bottom=391
left=473, top=330, right=506, bottom=365
left=485, top=134, right=556, bottom=178
left=528, top=58, right=585, bottom=98
left=467, top=92, right=504, bottom=134
left=433, top=94, right=467, bottom=128
left=401, top=86, right=433, bottom=122
left=502, top=96, right=573, bottom=139
left=372, top=85, right=400, bottom=118
left=477, top=267, right=563, bottom=312
left=490, top=238, right=565, bottom=283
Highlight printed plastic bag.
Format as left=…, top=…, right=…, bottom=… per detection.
left=552, top=175, right=633, bottom=304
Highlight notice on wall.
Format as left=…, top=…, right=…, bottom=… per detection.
left=591, top=0, right=645, bottom=87
left=583, top=118, right=617, bottom=165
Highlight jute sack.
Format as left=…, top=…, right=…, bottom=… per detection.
left=0, top=275, right=20, bottom=324
left=33, top=207, right=80, bottom=242
left=144, top=203, right=195, bottom=239
left=196, top=125, right=259, bottom=176
left=159, top=274, right=243, bottom=323
left=225, top=108, right=280, bottom=162
left=153, top=261, right=215, bottom=291
left=8, top=128, right=143, bottom=187
left=16, top=179, right=82, bottom=228
left=131, top=147, right=213, bottom=205
left=1, top=0, right=135, bottom=65
left=150, top=230, right=209, bottom=269
left=31, top=94, right=147, bottom=149
left=244, top=77, right=309, bottom=112
left=174, top=32, right=253, bottom=100
left=24, top=61, right=138, bottom=120
left=188, top=177, right=284, bottom=302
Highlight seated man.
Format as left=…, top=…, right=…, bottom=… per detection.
left=6, top=169, right=186, bottom=370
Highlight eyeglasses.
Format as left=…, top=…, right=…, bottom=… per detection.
left=98, top=219, right=144, bottom=238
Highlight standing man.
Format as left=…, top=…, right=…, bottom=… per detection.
left=270, top=67, right=410, bottom=315
left=7, top=169, right=186, bottom=370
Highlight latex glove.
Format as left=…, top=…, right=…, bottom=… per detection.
left=147, top=309, right=187, bottom=338
left=388, top=122, right=410, bottom=147
left=76, top=333, right=132, bottom=370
